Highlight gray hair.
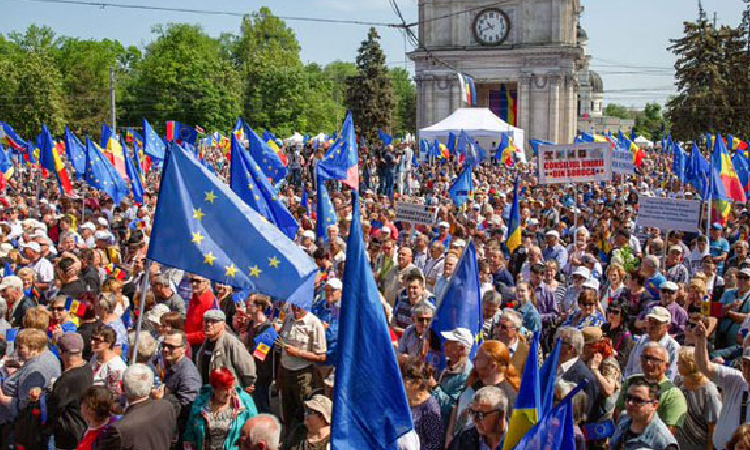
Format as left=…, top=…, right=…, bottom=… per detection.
left=643, top=341, right=668, bottom=359
left=151, top=275, right=170, bottom=287
left=122, top=363, right=154, bottom=400
left=499, top=309, right=522, bottom=330
left=244, top=413, right=281, bottom=450
left=556, top=327, right=584, bottom=355
left=97, top=293, right=118, bottom=314
left=472, top=386, right=509, bottom=413
left=411, top=301, right=435, bottom=317
left=128, top=331, right=157, bottom=359
left=644, top=255, right=660, bottom=268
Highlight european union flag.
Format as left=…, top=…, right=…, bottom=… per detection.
left=378, top=129, right=392, bottom=146
left=685, top=142, right=710, bottom=198
left=230, top=134, right=298, bottom=240
left=331, top=190, right=413, bottom=450
left=84, top=137, right=129, bottom=205
left=166, top=121, right=197, bottom=145
left=430, top=241, right=483, bottom=356
left=244, top=124, right=287, bottom=184
left=146, top=143, right=318, bottom=308
left=732, top=147, right=750, bottom=193
left=448, top=167, right=473, bottom=207
left=64, top=127, right=86, bottom=179
left=124, top=149, right=144, bottom=204
left=673, top=142, right=686, bottom=182
left=301, top=188, right=309, bottom=216
left=447, top=131, right=457, bottom=154
left=317, top=111, right=359, bottom=190
left=512, top=381, right=580, bottom=450
left=529, top=139, right=555, bottom=156
left=316, top=174, right=338, bottom=242
left=142, top=119, right=166, bottom=160
left=456, top=130, right=481, bottom=167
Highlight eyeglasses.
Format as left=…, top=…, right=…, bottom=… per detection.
left=625, top=394, right=654, bottom=406
left=739, top=275, right=750, bottom=280
left=91, top=336, right=104, bottom=343
left=416, top=316, right=432, bottom=323
left=640, top=354, right=666, bottom=364
left=162, top=343, right=182, bottom=351
left=469, top=408, right=502, bottom=422
left=50, top=307, right=66, bottom=312
left=189, top=278, right=204, bottom=284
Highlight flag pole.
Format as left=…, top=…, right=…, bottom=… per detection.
left=130, top=261, right=151, bottom=365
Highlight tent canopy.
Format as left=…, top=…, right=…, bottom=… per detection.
left=284, top=132, right=304, bottom=145
left=419, top=107, right=525, bottom=150
left=634, top=136, right=654, bottom=148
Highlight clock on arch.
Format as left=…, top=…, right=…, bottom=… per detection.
left=472, top=8, right=511, bottom=46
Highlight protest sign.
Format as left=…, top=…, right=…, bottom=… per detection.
left=538, top=143, right=612, bottom=185
left=612, top=146, right=634, bottom=175
left=395, top=202, right=437, bottom=226
left=635, top=196, right=701, bottom=232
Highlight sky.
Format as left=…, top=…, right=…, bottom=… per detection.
left=1, top=0, right=747, bottom=109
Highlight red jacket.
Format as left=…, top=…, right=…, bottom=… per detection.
left=185, top=290, right=217, bottom=347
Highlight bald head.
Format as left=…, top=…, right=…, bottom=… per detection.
left=240, top=414, right=281, bottom=450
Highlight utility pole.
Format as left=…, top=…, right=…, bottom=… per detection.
left=109, top=66, right=116, bottom=133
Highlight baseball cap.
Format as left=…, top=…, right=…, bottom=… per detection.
left=57, top=332, right=84, bottom=354
left=572, top=266, right=591, bottom=279
left=440, top=328, right=474, bottom=348
left=97, top=217, right=108, bottom=227
left=326, top=278, right=343, bottom=290
left=80, top=222, right=96, bottom=231
left=94, top=230, right=110, bottom=241
left=302, top=230, right=315, bottom=239
left=21, top=242, right=41, bottom=253
left=0, top=276, right=22, bottom=291
left=147, top=304, right=170, bottom=325
left=582, top=327, right=603, bottom=345
left=740, top=268, right=750, bottom=278
left=304, top=394, right=332, bottom=423
left=661, top=281, right=678, bottom=292
left=646, top=306, right=671, bottom=323
left=582, top=278, right=600, bottom=291
left=546, top=230, right=559, bottom=238
left=439, top=221, right=450, bottom=228
left=203, top=309, right=226, bottom=322
left=711, top=223, right=723, bottom=231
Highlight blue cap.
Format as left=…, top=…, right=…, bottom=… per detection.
left=711, top=223, right=723, bottom=231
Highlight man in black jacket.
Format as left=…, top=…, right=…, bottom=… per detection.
left=46, top=332, right=93, bottom=450
left=95, top=363, right=177, bottom=450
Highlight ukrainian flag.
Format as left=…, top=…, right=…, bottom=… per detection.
left=502, top=332, right=540, bottom=450
left=506, top=176, right=522, bottom=253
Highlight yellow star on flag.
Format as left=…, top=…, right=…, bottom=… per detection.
left=268, top=256, right=280, bottom=268
left=204, top=191, right=217, bottom=203
left=248, top=265, right=262, bottom=277
left=247, top=183, right=253, bottom=190
left=225, top=264, right=238, bottom=278
left=193, top=208, right=205, bottom=221
left=203, top=252, right=216, bottom=266
left=191, top=232, right=204, bottom=245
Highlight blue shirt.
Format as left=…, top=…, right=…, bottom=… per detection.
left=710, top=237, right=730, bottom=274
left=543, top=245, right=568, bottom=272
left=646, top=273, right=666, bottom=300
left=311, top=297, right=339, bottom=362
left=517, top=302, right=541, bottom=333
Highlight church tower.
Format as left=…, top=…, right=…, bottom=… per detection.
left=408, top=0, right=585, bottom=145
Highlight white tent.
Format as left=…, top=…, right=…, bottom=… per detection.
left=634, top=135, right=654, bottom=149
left=284, top=132, right=304, bottom=146
left=419, top=107, right=525, bottom=151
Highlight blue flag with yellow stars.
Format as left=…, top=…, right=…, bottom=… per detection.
left=142, top=118, right=166, bottom=160
left=316, top=173, right=338, bottom=243
left=229, top=134, right=298, bottom=240
left=64, top=126, right=86, bottom=179
left=244, top=124, right=287, bottom=184
left=147, top=143, right=317, bottom=309
left=83, top=137, right=129, bottom=205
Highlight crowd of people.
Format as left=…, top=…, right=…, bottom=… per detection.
left=0, top=132, right=747, bottom=450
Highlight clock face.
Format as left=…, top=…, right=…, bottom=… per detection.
left=473, top=8, right=510, bottom=46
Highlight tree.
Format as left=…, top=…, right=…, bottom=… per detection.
left=346, top=27, right=395, bottom=142
left=324, top=60, right=357, bottom=105
left=603, top=103, right=633, bottom=120
left=120, top=23, right=242, bottom=132
left=633, top=103, right=667, bottom=142
left=389, top=67, right=416, bottom=135
left=666, top=19, right=750, bottom=140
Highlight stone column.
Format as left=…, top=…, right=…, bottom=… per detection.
left=423, top=74, right=434, bottom=128
left=548, top=73, right=562, bottom=143
left=518, top=73, right=532, bottom=135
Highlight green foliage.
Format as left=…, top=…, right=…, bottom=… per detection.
left=346, top=28, right=395, bottom=142
left=389, top=67, right=416, bottom=135
left=119, top=23, right=242, bottom=132
left=603, top=103, right=633, bottom=120
left=324, top=61, right=357, bottom=106
left=667, top=20, right=750, bottom=140
left=634, top=103, right=668, bottom=142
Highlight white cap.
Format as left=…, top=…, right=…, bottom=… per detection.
left=439, top=221, right=450, bottom=228
left=440, top=328, right=473, bottom=349
left=546, top=230, right=559, bottom=238
left=740, top=268, right=750, bottom=278
left=97, top=217, right=108, bottom=226
left=80, top=222, right=96, bottom=231
left=0, top=276, right=23, bottom=291
left=94, top=230, right=110, bottom=241
left=582, top=278, right=599, bottom=291
left=572, top=266, right=591, bottom=279
left=21, top=242, right=41, bottom=253
left=147, top=304, right=171, bottom=325
left=326, top=278, right=343, bottom=290
left=661, top=281, right=678, bottom=292
left=302, top=230, right=315, bottom=239
left=646, top=306, right=671, bottom=323
left=527, top=218, right=539, bottom=226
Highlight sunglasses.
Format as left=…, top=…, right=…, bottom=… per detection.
left=640, top=354, right=666, bottom=364
left=625, top=394, right=654, bottom=406
left=162, top=343, right=182, bottom=351
left=581, top=302, right=597, bottom=307
left=416, top=316, right=432, bottom=323
left=50, top=307, right=66, bottom=312
left=469, top=408, right=502, bottom=422
left=91, top=336, right=105, bottom=343
left=189, top=278, right=204, bottom=284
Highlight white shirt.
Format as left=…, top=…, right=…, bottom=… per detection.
left=713, top=365, right=749, bottom=450
left=33, top=258, right=54, bottom=283
left=91, top=354, right=127, bottom=395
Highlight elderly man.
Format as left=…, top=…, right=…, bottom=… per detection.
left=493, top=309, right=530, bottom=375
left=642, top=255, right=667, bottom=300
left=432, top=328, right=474, bottom=430
left=665, top=246, right=690, bottom=284
left=434, top=252, right=459, bottom=303
left=555, top=327, right=599, bottom=419
left=150, top=275, right=186, bottom=317
left=22, top=241, right=54, bottom=292
left=240, top=414, right=282, bottom=450
left=610, top=376, right=679, bottom=450
left=659, top=281, right=687, bottom=337
left=716, top=266, right=750, bottom=353
left=95, top=364, right=177, bottom=450
left=312, top=277, right=342, bottom=365
left=384, top=246, right=416, bottom=304
left=542, top=230, right=568, bottom=272
left=161, top=329, right=201, bottom=446
left=448, top=386, right=509, bottom=450
left=423, top=241, right=446, bottom=292
left=278, top=303, right=327, bottom=434
left=196, top=309, right=256, bottom=389
left=615, top=342, right=687, bottom=434
left=397, top=300, right=435, bottom=361
left=0, top=275, right=35, bottom=328
left=695, top=320, right=750, bottom=450
left=625, top=306, right=680, bottom=381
